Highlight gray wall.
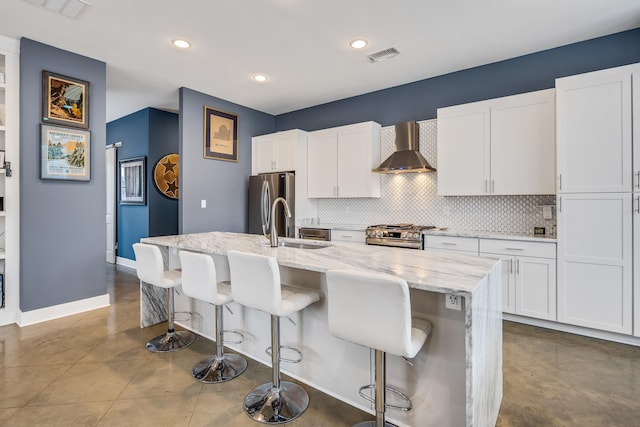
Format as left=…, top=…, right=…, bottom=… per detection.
left=276, top=28, right=640, bottom=131
left=19, top=38, right=106, bottom=311
left=179, top=88, right=274, bottom=234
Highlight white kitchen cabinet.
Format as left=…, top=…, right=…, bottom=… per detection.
left=437, top=89, right=555, bottom=196
left=634, top=192, right=640, bottom=337
left=0, top=36, right=19, bottom=326
left=480, top=239, right=556, bottom=320
left=556, top=65, right=640, bottom=193
left=251, top=129, right=302, bottom=174
left=307, top=121, right=381, bottom=198
left=557, top=193, right=633, bottom=334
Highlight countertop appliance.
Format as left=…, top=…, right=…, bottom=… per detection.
left=248, top=172, right=295, bottom=238
left=365, top=224, right=435, bottom=249
left=298, top=227, right=331, bottom=241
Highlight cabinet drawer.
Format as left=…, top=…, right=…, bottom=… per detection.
left=425, top=236, right=478, bottom=253
left=331, top=229, right=365, bottom=243
left=479, top=239, right=556, bottom=258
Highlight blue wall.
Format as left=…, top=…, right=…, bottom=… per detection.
left=179, top=88, right=274, bottom=234
left=19, top=38, right=107, bottom=311
left=275, top=28, right=640, bottom=131
left=107, top=108, right=178, bottom=260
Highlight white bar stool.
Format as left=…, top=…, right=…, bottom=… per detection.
left=325, top=269, right=432, bottom=427
left=178, top=250, right=248, bottom=383
left=227, top=250, right=320, bottom=425
left=133, top=243, right=196, bottom=352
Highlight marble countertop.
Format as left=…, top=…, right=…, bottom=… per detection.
left=424, top=228, right=557, bottom=243
left=142, top=232, right=499, bottom=296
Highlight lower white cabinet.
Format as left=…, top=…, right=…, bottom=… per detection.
left=424, top=235, right=479, bottom=255
left=557, top=193, right=633, bottom=334
left=635, top=192, right=640, bottom=337
left=480, top=239, right=557, bottom=320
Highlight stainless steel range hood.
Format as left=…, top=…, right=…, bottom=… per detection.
left=373, top=121, right=436, bottom=173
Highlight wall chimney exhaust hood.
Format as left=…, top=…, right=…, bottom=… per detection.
left=373, top=121, right=436, bottom=173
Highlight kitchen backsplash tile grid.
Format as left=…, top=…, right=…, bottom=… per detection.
left=318, top=119, right=557, bottom=236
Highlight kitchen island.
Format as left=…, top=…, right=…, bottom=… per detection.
left=141, top=232, right=502, bottom=427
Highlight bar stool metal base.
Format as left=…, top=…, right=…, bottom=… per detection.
left=192, top=353, right=247, bottom=383
left=244, top=381, right=309, bottom=424
left=146, top=330, right=196, bottom=353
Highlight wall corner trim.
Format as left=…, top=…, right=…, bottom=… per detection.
left=17, top=294, right=111, bottom=327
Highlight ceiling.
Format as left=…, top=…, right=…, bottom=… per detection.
left=1, top=0, right=639, bottom=123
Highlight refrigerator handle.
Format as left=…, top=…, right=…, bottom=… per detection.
left=261, top=180, right=271, bottom=238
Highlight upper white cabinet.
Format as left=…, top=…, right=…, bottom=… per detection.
left=307, top=121, right=381, bottom=198
left=437, top=89, right=555, bottom=196
left=635, top=71, right=640, bottom=192
left=252, top=129, right=302, bottom=174
left=556, top=65, right=640, bottom=193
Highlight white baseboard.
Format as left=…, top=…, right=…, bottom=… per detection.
left=503, top=313, right=640, bottom=347
left=18, top=293, right=111, bottom=327
left=116, top=256, right=136, bottom=269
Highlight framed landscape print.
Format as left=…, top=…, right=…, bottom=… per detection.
left=40, top=124, right=91, bottom=181
left=120, top=157, right=146, bottom=205
left=203, top=106, right=238, bottom=162
left=42, top=71, right=90, bottom=129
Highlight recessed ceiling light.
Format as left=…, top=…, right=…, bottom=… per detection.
left=350, top=39, right=368, bottom=49
left=253, top=74, right=268, bottom=82
left=172, top=39, right=191, bottom=49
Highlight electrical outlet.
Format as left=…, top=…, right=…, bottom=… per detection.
left=445, top=293, right=462, bottom=310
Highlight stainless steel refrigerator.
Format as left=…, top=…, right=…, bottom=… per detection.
left=248, top=172, right=295, bottom=238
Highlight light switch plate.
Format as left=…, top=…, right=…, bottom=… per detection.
left=200, top=199, right=206, bottom=208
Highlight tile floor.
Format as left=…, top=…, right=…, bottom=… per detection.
left=1, top=264, right=639, bottom=426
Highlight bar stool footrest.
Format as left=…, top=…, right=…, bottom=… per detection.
left=222, top=329, right=244, bottom=345
left=358, top=384, right=413, bottom=411
left=265, top=345, right=303, bottom=364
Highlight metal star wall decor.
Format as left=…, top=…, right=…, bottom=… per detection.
left=153, top=153, right=179, bottom=199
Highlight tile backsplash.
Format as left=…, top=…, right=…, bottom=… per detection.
left=317, top=119, right=557, bottom=236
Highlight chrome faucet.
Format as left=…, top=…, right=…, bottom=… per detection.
left=269, top=197, right=291, bottom=247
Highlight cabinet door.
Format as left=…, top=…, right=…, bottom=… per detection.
left=252, top=134, right=276, bottom=174
left=437, top=102, right=490, bottom=195
left=273, top=131, right=296, bottom=172
left=515, top=256, right=556, bottom=320
left=480, top=254, right=515, bottom=314
left=557, top=193, right=633, bottom=334
left=337, top=123, right=380, bottom=198
left=556, top=67, right=632, bottom=193
left=307, top=129, right=338, bottom=198
left=634, top=193, right=640, bottom=337
left=633, top=72, right=640, bottom=192
left=491, top=89, right=556, bottom=195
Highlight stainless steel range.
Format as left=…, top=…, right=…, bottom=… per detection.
left=365, top=224, right=436, bottom=249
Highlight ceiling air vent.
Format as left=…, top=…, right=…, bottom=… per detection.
left=367, top=47, right=400, bottom=63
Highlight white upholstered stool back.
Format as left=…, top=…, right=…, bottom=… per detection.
left=227, top=250, right=319, bottom=317
left=133, top=243, right=180, bottom=289
left=179, top=250, right=233, bottom=306
left=326, top=268, right=430, bottom=359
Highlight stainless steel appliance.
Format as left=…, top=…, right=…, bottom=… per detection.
left=365, top=224, right=435, bottom=249
left=298, top=228, right=331, bottom=241
left=248, top=172, right=295, bottom=238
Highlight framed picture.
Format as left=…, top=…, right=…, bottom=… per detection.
left=42, top=71, right=90, bottom=129
left=120, top=157, right=146, bottom=205
left=203, top=106, right=238, bottom=162
left=40, top=124, right=91, bottom=181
